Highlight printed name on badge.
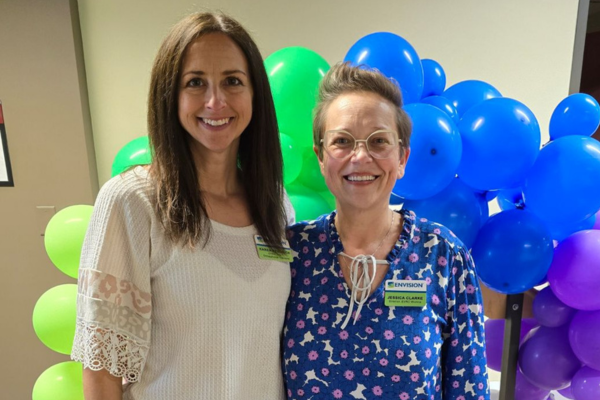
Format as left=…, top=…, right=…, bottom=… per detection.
left=254, top=235, right=293, bottom=262
left=384, top=279, right=427, bottom=307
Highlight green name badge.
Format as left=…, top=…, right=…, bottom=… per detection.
left=254, top=235, right=293, bottom=262
left=384, top=279, right=427, bottom=307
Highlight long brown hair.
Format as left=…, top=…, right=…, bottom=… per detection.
left=148, top=12, right=285, bottom=248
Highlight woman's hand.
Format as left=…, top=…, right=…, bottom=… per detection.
left=83, top=368, right=123, bottom=400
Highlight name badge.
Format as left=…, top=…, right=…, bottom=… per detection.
left=384, top=279, right=427, bottom=307
left=254, top=235, right=293, bottom=262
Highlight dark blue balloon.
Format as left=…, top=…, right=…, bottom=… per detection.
left=402, top=178, right=486, bottom=248
left=547, top=214, right=597, bottom=242
left=420, top=95, right=459, bottom=124
left=344, top=32, right=423, bottom=104
left=523, top=136, right=600, bottom=225
left=458, top=97, right=541, bottom=191
left=421, top=59, right=446, bottom=98
left=393, top=104, right=462, bottom=200
left=471, top=209, right=553, bottom=294
left=442, top=79, right=502, bottom=117
left=496, top=186, right=525, bottom=211
left=549, top=93, right=600, bottom=141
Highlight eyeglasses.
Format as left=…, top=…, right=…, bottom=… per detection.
left=320, top=129, right=401, bottom=159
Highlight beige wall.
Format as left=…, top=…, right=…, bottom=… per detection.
left=0, top=0, right=97, bottom=398
left=78, top=0, right=580, bottom=185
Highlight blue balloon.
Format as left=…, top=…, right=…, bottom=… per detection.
left=421, top=59, right=446, bottom=98
left=344, top=32, right=423, bottom=104
left=402, top=178, right=486, bottom=248
left=442, top=80, right=502, bottom=117
left=471, top=210, right=554, bottom=294
left=496, top=186, right=525, bottom=211
left=393, top=104, right=462, bottom=200
left=523, top=135, right=600, bottom=225
left=549, top=93, right=600, bottom=141
left=458, top=98, right=541, bottom=191
left=420, top=95, right=459, bottom=124
left=546, top=214, right=597, bottom=243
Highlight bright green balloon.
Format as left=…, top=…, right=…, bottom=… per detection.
left=296, top=146, right=328, bottom=192
left=319, top=189, right=337, bottom=210
left=32, top=284, right=77, bottom=354
left=111, top=136, right=152, bottom=177
left=288, top=185, right=333, bottom=221
left=265, top=47, right=330, bottom=149
left=281, top=133, right=303, bottom=185
left=44, top=205, right=93, bottom=278
left=32, top=361, right=84, bottom=400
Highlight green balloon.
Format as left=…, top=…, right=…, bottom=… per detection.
left=32, top=284, right=78, bottom=354
left=111, top=136, right=152, bottom=177
left=280, top=133, right=303, bottom=185
left=288, top=184, right=333, bottom=221
left=265, top=47, right=330, bottom=149
left=319, top=189, right=337, bottom=210
left=296, top=146, right=328, bottom=192
left=44, top=205, right=93, bottom=278
left=32, top=361, right=84, bottom=400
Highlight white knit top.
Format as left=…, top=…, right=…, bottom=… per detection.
left=71, top=166, right=293, bottom=400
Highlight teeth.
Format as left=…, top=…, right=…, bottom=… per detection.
left=202, top=118, right=230, bottom=126
left=347, top=175, right=376, bottom=182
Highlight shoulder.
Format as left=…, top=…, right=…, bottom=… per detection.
left=403, top=209, right=466, bottom=249
left=96, top=166, right=154, bottom=210
left=286, top=212, right=331, bottom=249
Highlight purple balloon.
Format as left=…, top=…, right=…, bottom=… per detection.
left=515, top=370, right=550, bottom=400
left=558, top=385, right=575, bottom=399
left=569, top=310, right=600, bottom=370
left=484, top=318, right=538, bottom=371
left=533, top=286, right=577, bottom=327
left=548, top=230, right=600, bottom=310
left=519, top=326, right=581, bottom=390
left=571, top=366, right=600, bottom=400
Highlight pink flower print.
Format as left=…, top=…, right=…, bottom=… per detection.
left=393, top=258, right=400, bottom=265
left=320, top=258, right=328, bottom=265
left=413, top=336, right=421, bottom=344
left=308, top=350, right=318, bottom=360
left=344, top=370, right=354, bottom=380
left=452, top=266, right=458, bottom=275
left=455, top=355, right=463, bottom=363
left=452, top=381, right=459, bottom=389
left=339, top=330, right=349, bottom=340
left=338, top=269, right=344, bottom=278
left=321, top=277, right=329, bottom=284
left=435, top=325, right=440, bottom=334
left=321, top=367, right=330, bottom=376
left=405, top=276, right=413, bottom=280
left=403, top=315, right=414, bottom=325
left=438, top=256, right=447, bottom=267
left=479, top=397, right=485, bottom=400
left=287, top=339, right=295, bottom=348
left=375, top=308, right=383, bottom=315
left=383, top=330, right=395, bottom=340
left=412, top=236, right=421, bottom=244
left=286, top=311, right=291, bottom=320
left=402, top=242, right=409, bottom=249
left=302, top=246, right=309, bottom=254
left=287, top=389, right=292, bottom=397
left=296, top=320, right=305, bottom=329
left=396, top=349, right=405, bottom=359
left=425, top=348, right=432, bottom=358
left=467, top=331, right=472, bottom=338
left=340, top=350, right=348, bottom=359
left=420, top=218, right=428, bottom=222
left=297, top=389, right=304, bottom=397
left=319, top=233, right=327, bottom=242
left=303, top=278, right=310, bottom=285
left=312, top=386, right=320, bottom=394
left=425, top=277, right=432, bottom=285
left=321, top=313, right=329, bottom=321
left=320, top=295, right=328, bottom=304
left=459, top=304, right=468, bottom=314
left=422, top=316, right=430, bottom=324
left=478, top=383, right=484, bottom=390
left=436, top=385, right=441, bottom=392
left=466, top=284, right=475, bottom=294
left=472, top=349, right=477, bottom=356
left=289, top=371, right=297, bottom=379
left=380, top=358, right=389, bottom=366
left=457, top=396, right=465, bottom=400
left=291, top=269, right=297, bottom=277
left=303, top=260, right=311, bottom=267
left=365, top=326, right=374, bottom=334
left=333, top=389, right=343, bottom=399
left=391, top=375, right=400, bottom=382
left=451, top=338, right=459, bottom=347
left=362, top=367, right=370, bottom=376
left=337, top=283, right=344, bottom=291
left=432, top=295, right=440, bottom=305
left=373, top=386, right=383, bottom=396
left=409, top=253, right=419, bottom=263
left=474, top=365, right=481, bottom=374
left=297, top=304, right=303, bottom=311
left=318, top=326, right=327, bottom=335
left=411, top=373, right=419, bottom=382
left=433, top=228, right=441, bottom=234
left=362, top=346, right=370, bottom=355
left=400, top=393, right=409, bottom=400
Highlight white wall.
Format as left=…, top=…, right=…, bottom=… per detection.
left=77, top=0, right=580, bottom=185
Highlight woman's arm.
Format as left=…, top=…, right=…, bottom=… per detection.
left=83, top=369, right=122, bottom=400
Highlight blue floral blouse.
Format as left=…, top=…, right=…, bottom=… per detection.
left=282, top=209, right=490, bottom=400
